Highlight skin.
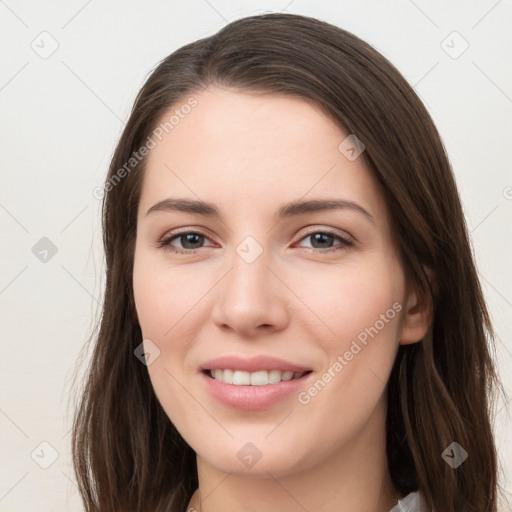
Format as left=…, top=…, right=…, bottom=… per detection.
left=132, top=85, right=432, bottom=512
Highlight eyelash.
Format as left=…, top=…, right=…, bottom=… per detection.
left=156, top=229, right=354, bottom=255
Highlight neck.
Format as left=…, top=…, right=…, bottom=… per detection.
left=186, top=398, right=400, bottom=512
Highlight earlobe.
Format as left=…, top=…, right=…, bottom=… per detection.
left=400, top=267, right=435, bottom=345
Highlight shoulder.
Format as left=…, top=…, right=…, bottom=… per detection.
left=388, top=490, right=432, bottom=512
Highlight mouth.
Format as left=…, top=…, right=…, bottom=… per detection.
left=199, top=355, right=314, bottom=409
left=199, top=367, right=314, bottom=410
left=203, top=368, right=313, bottom=386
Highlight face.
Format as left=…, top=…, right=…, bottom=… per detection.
left=133, top=85, right=419, bottom=478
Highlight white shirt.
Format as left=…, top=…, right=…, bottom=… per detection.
left=388, top=491, right=432, bottom=511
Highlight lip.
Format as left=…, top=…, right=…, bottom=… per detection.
left=199, top=370, right=314, bottom=410
left=200, top=355, right=312, bottom=373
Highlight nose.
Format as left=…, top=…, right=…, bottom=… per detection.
left=210, top=247, right=291, bottom=338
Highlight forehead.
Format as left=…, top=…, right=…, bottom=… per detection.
left=138, top=86, right=387, bottom=224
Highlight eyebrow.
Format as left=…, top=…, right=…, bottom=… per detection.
left=145, top=197, right=375, bottom=223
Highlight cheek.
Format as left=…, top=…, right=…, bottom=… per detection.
left=290, top=255, right=405, bottom=421
left=132, top=251, right=207, bottom=440
left=290, top=267, right=404, bottom=451
left=298, top=257, right=404, bottom=349
left=132, top=250, right=204, bottom=340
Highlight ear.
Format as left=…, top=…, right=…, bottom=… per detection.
left=400, top=266, right=435, bottom=345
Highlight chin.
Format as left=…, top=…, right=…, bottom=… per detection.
left=192, top=435, right=315, bottom=479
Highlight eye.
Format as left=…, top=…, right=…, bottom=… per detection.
left=157, top=230, right=215, bottom=254
left=294, top=229, right=353, bottom=253
left=157, top=228, right=353, bottom=254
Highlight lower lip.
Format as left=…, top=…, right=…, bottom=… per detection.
left=200, top=371, right=313, bottom=411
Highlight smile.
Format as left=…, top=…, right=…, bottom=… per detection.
left=205, top=369, right=311, bottom=385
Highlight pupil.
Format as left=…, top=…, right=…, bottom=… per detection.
left=183, top=233, right=202, bottom=249
left=312, top=233, right=332, bottom=248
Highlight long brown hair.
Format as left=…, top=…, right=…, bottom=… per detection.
left=72, top=12, right=506, bottom=512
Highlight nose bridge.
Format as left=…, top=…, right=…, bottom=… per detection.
left=211, top=232, right=290, bottom=334
left=227, top=233, right=274, bottom=304
left=235, top=234, right=270, bottom=286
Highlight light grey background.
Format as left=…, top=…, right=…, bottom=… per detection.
left=1, top=1, right=511, bottom=510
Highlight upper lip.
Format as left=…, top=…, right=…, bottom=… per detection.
left=201, top=355, right=312, bottom=373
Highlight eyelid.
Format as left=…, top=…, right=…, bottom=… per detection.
left=294, top=225, right=354, bottom=244
left=158, top=227, right=217, bottom=249
left=157, top=225, right=355, bottom=254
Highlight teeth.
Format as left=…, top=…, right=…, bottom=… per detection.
left=209, top=369, right=306, bottom=385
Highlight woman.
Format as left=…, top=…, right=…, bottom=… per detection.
left=72, top=12, right=505, bottom=512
